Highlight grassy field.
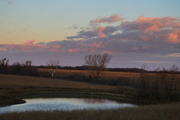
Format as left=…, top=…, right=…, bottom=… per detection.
left=0, top=70, right=180, bottom=120
left=39, top=68, right=141, bottom=78
left=0, top=102, right=179, bottom=120
left=1, top=69, right=180, bottom=106
left=0, top=74, right=115, bottom=89
left=39, top=68, right=180, bottom=78
left=39, top=68, right=180, bottom=91
left=0, top=74, right=139, bottom=106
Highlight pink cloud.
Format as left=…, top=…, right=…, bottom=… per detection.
left=167, top=33, right=180, bottom=43
left=82, top=41, right=105, bottom=48
left=135, top=16, right=163, bottom=33
left=140, top=35, right=150, bottom=41
left=134, top=16, right=180, bottom=33
left=25, top=40, right=35, bottom=45
left=69, top=16, right=180, bottom=44
left=1, top=15, right=180, bottom=59
left=1, top=15, right=180, bottom=68
left=68, top=49, right=79, bottom=53
left=119, top=16, right=180, bottom=44
left=91, top=14, right=124, bottom=24
left=0, top=40, right=48, bottom=51
left=0, top=48, right=6, bottom=51
left=52, top=45, right=61, bottom=49
left=49, top=45, right=61, bottom=51
left=94, top=27, right=107, bottom=38
left=91, top=42, right=104, bottom=48
left=103, top=51, right=113, bottom=54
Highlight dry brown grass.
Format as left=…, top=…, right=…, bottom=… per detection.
left=39, top=68, right=180, bottom=88
left=0, top=102, right=179, bottom=120
left=0, top=74, right=131, bottom=106
left=39, top=68, right=180, bottom=78
left=39, top=68, right=141, bottom=78
left=0, top=74, right=115, bottom=90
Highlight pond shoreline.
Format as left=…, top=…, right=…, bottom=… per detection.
left=1, top=74, right=176, bottom=107
left=0, top=88, right=145, bottom=107
left=0, top=98, right=137, bottom=114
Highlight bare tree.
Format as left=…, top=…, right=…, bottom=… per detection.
left=84, top=53, right=112, bottom=80
left=0, top=58, right=9, bottom=74
left=138, top=64, right=150, bottom=98
left=158, top=68, right=171, bottom=100
left=21, top=60, right=38, bottom=76
left=169, top=64, right=179, bottom=99
left=47, top=59, right=60, bottom=77
left=22, top=61, right=32, bottom=66
left=153, top=67, right=161, bottom=99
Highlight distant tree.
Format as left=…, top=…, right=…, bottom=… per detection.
left=84, top=53, right=112, bottom=80
left=150, top=65, right=179, bottom=101
left=152, top=67, right=161, bottom=99
left=169, top=64, right=179, bottom=99
left=21, top=60, right=38, bottom=76
left=23, top=61, right=32, bottom=66
left=47, top=59, right=60, bottom=77
left=0, top=58, right=9, bottom=74
left=158, top=68, right=170, bottom=100
left=10, top=62, right=22, bottom=74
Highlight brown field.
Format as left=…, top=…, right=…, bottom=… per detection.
left=39, top=68, right=180, bottom=79
left=0, top=74, right=115, bottom=90
left=0, top=70, right=180, bottom=120
left=0, top=69, right=180, bottom=106
left=0, top=74, right=127, bottom=106
left=39, top=68, right=141, bottom=78
left=39, top=68, right=180, bottom=88
left=0, top=71, right=180, bottom=120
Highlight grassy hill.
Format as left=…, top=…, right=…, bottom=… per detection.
left=0, top=74, right=115, bottom=89
left=0, top=74, right=136, bottom=106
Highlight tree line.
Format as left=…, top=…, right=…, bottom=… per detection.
left=137, top=64, right=179, bottom=101
left=0, top=58, right=38, bottom=76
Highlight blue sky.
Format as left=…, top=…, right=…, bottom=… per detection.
left=0, top=0, right=180, bottom=69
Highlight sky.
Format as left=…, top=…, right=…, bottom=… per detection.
left=0, top=0, right=180, bottom=69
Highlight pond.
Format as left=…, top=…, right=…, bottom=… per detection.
left=0, top=98, right=136, bottom=114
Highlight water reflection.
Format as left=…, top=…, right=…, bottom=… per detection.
left=82, top=98, right=118, bottom=104
left=0, top=98, right=136, bottom=114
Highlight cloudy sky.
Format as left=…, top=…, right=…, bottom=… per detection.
left=0, top=0, right=180, bottom=69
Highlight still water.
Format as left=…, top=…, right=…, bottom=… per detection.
left=0, top=98, right=136, bottom=114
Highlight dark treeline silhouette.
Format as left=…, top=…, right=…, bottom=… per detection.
left=108, top=68, right=147, bottom=73
left=38, top=65, right=88, bottom=70
left=39, top=65, right=147, bottom=73
left=0, top=58, right=39, bottom=76
left=136, top=64, right=180, bottom=101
